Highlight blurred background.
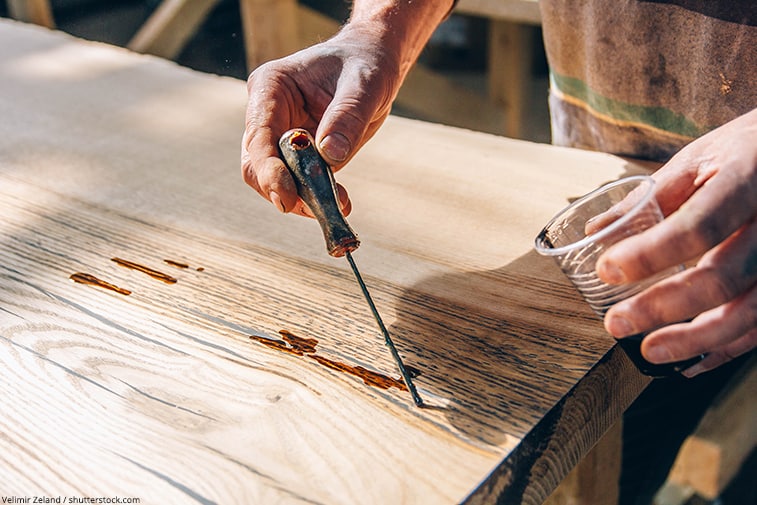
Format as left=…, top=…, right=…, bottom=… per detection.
left=0, top=0, right=551, bottom=142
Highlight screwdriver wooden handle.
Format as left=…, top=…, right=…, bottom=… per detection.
left=278, top=128, right=360, bottom=257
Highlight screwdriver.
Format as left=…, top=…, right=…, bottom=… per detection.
left=278, top=128, right=424, bottom=408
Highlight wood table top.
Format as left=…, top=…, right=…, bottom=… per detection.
left=0, top=19, right=653, bottom=504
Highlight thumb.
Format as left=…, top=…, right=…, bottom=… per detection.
left=314, top=67, right=395, bottom=169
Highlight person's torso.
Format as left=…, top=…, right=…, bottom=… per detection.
left=539, top=0, right=757, bottom=161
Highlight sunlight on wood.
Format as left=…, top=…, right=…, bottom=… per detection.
left=0, top=19, right=657, bottom=504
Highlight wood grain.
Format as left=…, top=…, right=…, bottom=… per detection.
left=0, top=20, right=656, bottom=504
left=543, top=419, right=623, bottom=505
left=0, top=172, right=499, bottom=503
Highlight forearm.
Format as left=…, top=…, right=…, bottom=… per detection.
left=346, top=0, right=455, bottom=80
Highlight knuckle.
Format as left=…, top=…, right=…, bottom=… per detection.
left=246, top=61, right=274, bottom=90
left=715, top=329, right=757, bottom=363
left=675, top=202, right=723, bottom=254
left=633, top=247, right=661, bottom=279
left=695, top=214, right=724, bottom=250
left=738, top=286, right=757, bottom=329
left=700, top=264, right=741, bottom=303
left=721, top=347, right=742, bottom=363
left=738, top=328, right=757, bottom=354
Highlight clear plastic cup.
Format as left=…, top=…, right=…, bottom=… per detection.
left=534, top=175, right=703, bottom=377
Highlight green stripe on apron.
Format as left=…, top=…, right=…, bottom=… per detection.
left=550, top=72, right=708, bottom=138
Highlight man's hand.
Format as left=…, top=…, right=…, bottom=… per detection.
left=598, top=108, right=757, bottom=376
left=241, top=0, right=453, bottom=216
left=241, top=29, right=400, bottom=216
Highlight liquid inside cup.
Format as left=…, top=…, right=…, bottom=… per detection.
left=534, top=176, right=703, bottom=377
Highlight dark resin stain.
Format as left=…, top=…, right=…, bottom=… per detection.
left=249, top=329, right=418, bottom=392
left=250, top=330, right=318, bottom=356
left=163, top=259, right=205, bottom=272
left=278, top=329, right=319, bottom=354
left=69, top=272, right=131, bottom=296
left=309, top=355, right=408, bottom=391
left=250, top=336, right=301, bottom=355
left=70, top=256, right=204, bottom=296
left=163, top=259, right=189, bottom=269
left=111, top=257, right=177, bottom=284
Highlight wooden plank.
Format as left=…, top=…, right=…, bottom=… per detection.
left=0, top=20, right=655, bottom=504
left=657, top=355, right=757, bottom=502
left=127, top=0, right=221, bottom=58
left=6, top=0, right=55, bottom=28
left=240, top=0, right=300, bottom=70
left=397, top=63, right=510, bottom=135
left=0, top=174, right=499, bottom=503
left=488, top=19, right=536, bottom=139
left=454, top=0, right=543, bottom=138
left=455, top=0, right=542, bottom=26
left=297, top=3, right=341, bottom=47
left=544, top=419, right=622, bottom=505
left=128, top=0, right=309, bottom=71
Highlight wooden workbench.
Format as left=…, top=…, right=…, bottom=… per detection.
left=0, top=19, right=654, bottom=504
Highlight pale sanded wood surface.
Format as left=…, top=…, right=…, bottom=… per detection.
left=0, top=19, right=655, bottom=504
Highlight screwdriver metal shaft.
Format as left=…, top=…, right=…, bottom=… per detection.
left=345, top=251, right=424, bottom=407
left=278, top=128, right=424, bottom=407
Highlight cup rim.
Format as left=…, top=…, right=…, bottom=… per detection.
left=534, top=175, right=656, bottom=257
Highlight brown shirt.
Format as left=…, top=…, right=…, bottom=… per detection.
left=539, top=0, right=757, bottom=161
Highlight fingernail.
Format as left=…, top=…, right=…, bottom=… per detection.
left=607, top=315, right=634, bottom=337
left=682, top=363, right=705, bottom=378
left=320, top=133, right=350, bottom=162
left=599, top=261, right=626, bottom=284
left=585, top=215, right=599, bottom=228
left=269, top=191, right=286, bottom=213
